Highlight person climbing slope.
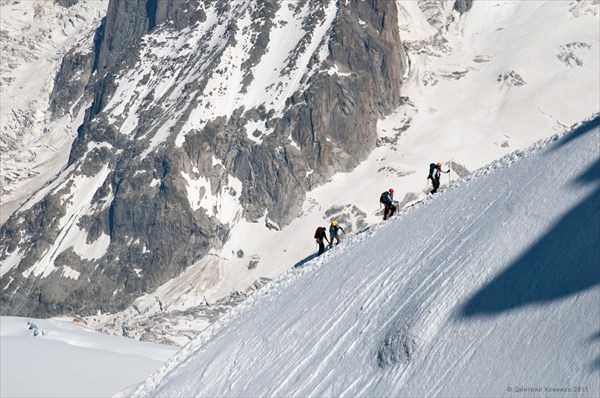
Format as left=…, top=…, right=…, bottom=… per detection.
left=328, top=220, right=345, bottom=248
left=379, top=188, right=396, bottom=220
left=314, top=226, right=330, bottom=256
left=427, top=162, right=450, bottom=194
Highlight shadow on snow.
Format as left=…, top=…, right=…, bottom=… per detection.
left=292, top=253, right=319, bottom=269
left=551, top=114, right=600, bottom=151
left=461, top=186, right=599, bottom=316
left=461, top=120, right=600, bottom=318
left=590, top=331, right=600, bottom=371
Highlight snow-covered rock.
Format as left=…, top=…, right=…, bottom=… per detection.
left=0, top=0, right=107, bottom=222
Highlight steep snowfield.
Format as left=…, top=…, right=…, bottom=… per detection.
left=0, top=123, right=597, bottom=398
left=0, top=316, right=177, bottom=398
left=126, top=117, right=599, bottom=397
left=87, top=0, right=600, bottom=343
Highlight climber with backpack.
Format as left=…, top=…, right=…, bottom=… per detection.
left=427, top=162, right=450, bottom=194
left=379, top=188, right=397, bottom=220
left=328, top=220, right=345, bottom=248
left=314, top=226, right=330, bottom=256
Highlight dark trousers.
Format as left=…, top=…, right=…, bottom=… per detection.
left=317, top=239, right=326, bottom=255
left=431, top=177, right=440, bottom=194
left=383, top=204, right=396, bottom=220
left=330, top=234, right=340, bottom=248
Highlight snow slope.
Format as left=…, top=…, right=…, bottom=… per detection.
left=127, top=117, right=600, bottom=397
left=0, top=316, right=177, bottom=398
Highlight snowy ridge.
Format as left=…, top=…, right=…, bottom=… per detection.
left=126, top=115, right=599, bottom=397
left=132, top=114, right=596, bottom=369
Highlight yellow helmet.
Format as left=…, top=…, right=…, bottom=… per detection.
left=436, top=162, right=442, bottom=167
left=331, top=220, right=338, bottom=226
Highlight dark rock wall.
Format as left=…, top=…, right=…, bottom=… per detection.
left=0, top=0, right=407, bottom=317
left=90, top=0, right=205, bottom=120
left=50, top=45, right=96, bottom=119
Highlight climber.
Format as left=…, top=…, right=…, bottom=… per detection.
left=329, top=220, right=345, bottom=248
left=314, top=226, right=330, bottom=256
left=380, top=188, right=396, bottom=220
left=427, top=162, right=450, bottom=194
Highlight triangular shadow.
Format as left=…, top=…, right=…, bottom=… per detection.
left=461, top=158, right=600, bottom=317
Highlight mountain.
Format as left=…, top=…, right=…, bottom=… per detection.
left=125, top=117, right=600, bottom=397
left=1, top=0, right=598, bottom=345
left=2, top=117, right=597, bottom=398
left=1, top=0, right=406, bottom=318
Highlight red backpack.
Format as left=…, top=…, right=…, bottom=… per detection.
left=314, top=227, right=325, bottom=239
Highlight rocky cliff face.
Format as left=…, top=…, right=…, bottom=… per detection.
left=0, top=0, right=107, bottom=221
left=1, top=0, right=408, bottom=317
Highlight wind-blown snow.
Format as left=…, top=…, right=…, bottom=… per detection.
left=128, top=117, right=599, bottom=398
